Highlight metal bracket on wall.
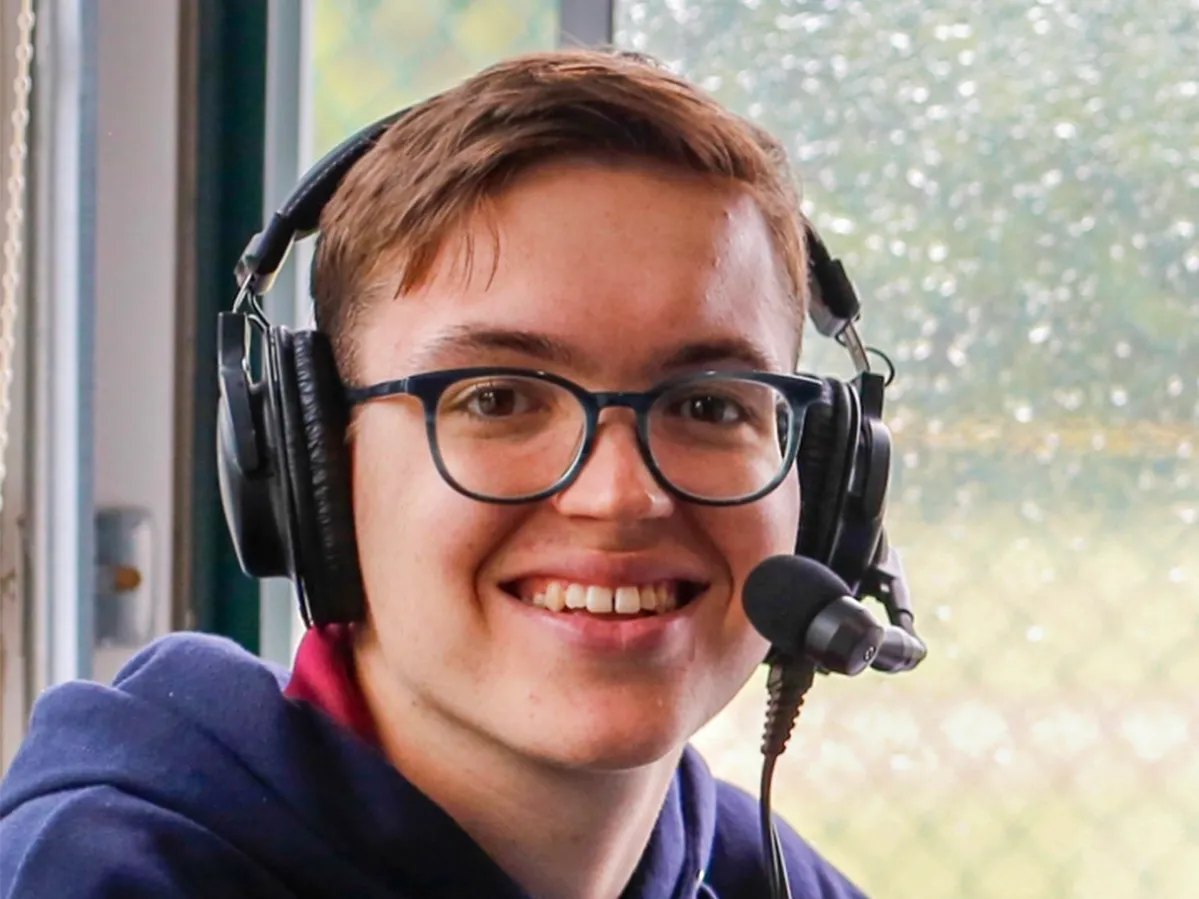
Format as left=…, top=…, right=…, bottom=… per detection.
left=95, top=506, right=153, bottom=649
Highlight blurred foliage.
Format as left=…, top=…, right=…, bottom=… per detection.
left=309, top=0, right=557, bottom=157
left=307, top=1, right=1198, bottom=897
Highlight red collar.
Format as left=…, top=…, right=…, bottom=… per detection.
left=284, top=624, right=380, bottom=747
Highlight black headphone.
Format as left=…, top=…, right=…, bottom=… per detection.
left=216, top=108, right=902, bottom=630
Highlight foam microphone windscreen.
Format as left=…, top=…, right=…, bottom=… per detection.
left=742, top=555, right=853, bottom=657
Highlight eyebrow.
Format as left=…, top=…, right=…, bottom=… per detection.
left=409, top=326, right=580, bottom=370
left=408, top=326, right=778, bottom=375
left=658, top=337, right=777, bottom=373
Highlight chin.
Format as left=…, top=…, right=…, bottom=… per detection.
left=504, top=693, right=708, bottom=773
left=485, top=643, right=765, bottom=774
left=532, top=730, right=688, bottom=773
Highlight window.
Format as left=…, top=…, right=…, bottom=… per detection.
left=617, top=2, right=1198, bottom=897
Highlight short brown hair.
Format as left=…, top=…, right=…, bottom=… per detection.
left=313, top=49, right=808, bottom=380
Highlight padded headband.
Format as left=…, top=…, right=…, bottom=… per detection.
left=233, top=108, right=865, bottom=349
left=236, top=109, right=409, bottom=297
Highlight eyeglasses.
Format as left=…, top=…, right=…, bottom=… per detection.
left=345, top=367, right=825, bottom=506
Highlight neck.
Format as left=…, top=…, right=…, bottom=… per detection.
left=354, top=636, right=681, bottom=899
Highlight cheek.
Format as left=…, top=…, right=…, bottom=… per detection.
left=350, top=411, right=512, bottom=643
left=651, top=471, right=801, bottom=744
left=695, top=469, right=801, bottom=678
left=718, top=472, right=800, bottom=642
left=707, top=468, right=802, bottom=588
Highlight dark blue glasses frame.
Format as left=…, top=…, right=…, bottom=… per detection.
left=345, top=367, right=826, bottom=506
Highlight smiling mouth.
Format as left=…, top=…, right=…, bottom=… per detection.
left=499, top=579, right=708, bottom=617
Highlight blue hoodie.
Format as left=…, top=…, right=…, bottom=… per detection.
left=0, top=631, right=867, bottom=899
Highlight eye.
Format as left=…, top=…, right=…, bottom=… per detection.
left=440, top=375, right=568, bottom=424
left=654, top=378, right=780, bottom=437
left=461, top=383, right=536, bottom=418
left=677, top=392, right=747, bottom=425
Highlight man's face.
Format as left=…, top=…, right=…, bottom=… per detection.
left=351, top=159, right=801, bottom=771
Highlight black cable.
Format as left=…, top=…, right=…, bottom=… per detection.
left=758, top=658, right=816, bottom=899
left=760, top=755, right=792, bottom=899
left=865, top=346, right=896, bottom=386
left=759, top=758, right=779, bottom=899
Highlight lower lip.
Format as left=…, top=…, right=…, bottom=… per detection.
left=500, top=589, right=706, bottom=655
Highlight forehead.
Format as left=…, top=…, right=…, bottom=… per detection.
left=356, top=159, right=799, bottom=382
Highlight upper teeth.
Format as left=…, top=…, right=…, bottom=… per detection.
left=525, top=581, right=679, bottom=614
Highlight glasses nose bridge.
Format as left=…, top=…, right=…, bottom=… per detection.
left=590, top=389, right=652, bottom=417
left=582, top=389, right=657, bottom=461
left=587, top=390, right=656, bottom=441
left=562, top=389, right=670, bottom=514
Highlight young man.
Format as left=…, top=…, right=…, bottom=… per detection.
left=0, top=51, right=868, bottom=898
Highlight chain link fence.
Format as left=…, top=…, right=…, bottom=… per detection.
left=307, top=2, right=1199, bottom=896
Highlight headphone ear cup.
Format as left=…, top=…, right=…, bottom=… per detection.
left=273, top=328, right=366, bottom=625
left=216, top=369, right=289, bottom=578
left=795, top=379, right=856, bottom=564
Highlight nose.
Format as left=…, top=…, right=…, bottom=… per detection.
left=551, top=412, right=674, bottom=522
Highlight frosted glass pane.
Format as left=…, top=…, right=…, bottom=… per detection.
left=616, top=1, right=1199, bottom=896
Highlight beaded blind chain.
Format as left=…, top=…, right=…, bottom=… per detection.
left=0, top=0, right=35, bottom=517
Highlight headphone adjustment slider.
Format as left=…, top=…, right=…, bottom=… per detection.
left=217, top=312, right=263, bottom=475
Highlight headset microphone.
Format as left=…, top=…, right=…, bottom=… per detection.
left=744, top=555, right=880, bottom=675
left=741, top=554, right=928, bottom=899
left=744, top=554, right=927, bottom=675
